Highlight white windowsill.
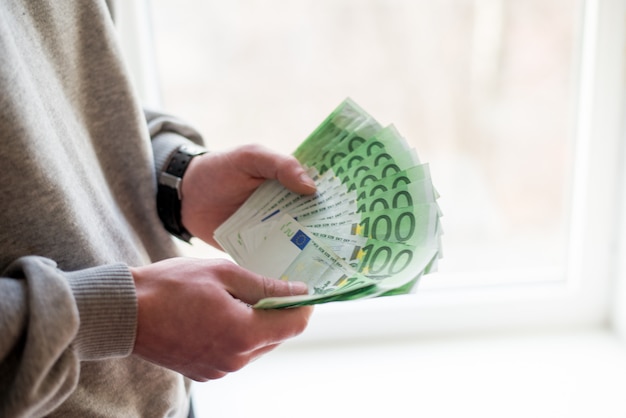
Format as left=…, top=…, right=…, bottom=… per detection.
left=193, top=328, right=626, bottom=418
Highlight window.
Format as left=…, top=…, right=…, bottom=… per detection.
left=117, top=0, right=625, bottom=339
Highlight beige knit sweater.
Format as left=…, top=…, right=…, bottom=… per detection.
left=0, top=1, right=203, bottom=416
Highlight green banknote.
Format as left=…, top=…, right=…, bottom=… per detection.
left=294, top=98, right=380, bottom=164
left=214, top=98, right=443, bottom=308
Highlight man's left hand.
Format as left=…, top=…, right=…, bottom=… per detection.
left=180, top=144, right=317, bottom=248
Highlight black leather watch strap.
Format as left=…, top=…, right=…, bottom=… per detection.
left=157, top=145, right=206, bottom=241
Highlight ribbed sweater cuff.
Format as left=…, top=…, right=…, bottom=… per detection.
left=152, top=132, right=204, bottom=174
left=146, top=112, right=207, bottom=173
left=66, top=264, right=137, bottom=360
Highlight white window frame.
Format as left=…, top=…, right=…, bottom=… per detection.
left=113, top=0, right=161, bottom=109
left=117, top=0, right=626, bottom=343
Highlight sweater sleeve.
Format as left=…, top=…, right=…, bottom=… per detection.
left=145, top=109, right=207, bottom=173
left=0, top=256, right=137, bottom=417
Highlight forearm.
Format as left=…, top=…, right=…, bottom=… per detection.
left=0, top=256, right=136, bottom=417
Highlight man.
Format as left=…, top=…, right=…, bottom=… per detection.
left=0, top=1, right=315, bottom=416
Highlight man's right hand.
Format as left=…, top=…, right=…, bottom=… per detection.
left=130, top=257, right=313, bottom=381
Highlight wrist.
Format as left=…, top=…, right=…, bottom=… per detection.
left=156, top=144, right=207, bottom=241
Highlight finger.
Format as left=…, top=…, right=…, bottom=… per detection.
left=235, top=145, right=316, bottom=195
left=274, top=156, right=317, bottom=194
left=203, top=342, right=282, bottom=379
left=224, top=264, right=309, bottom=305
left=247, top=342, right=282, bottom=363
left=216, top=260, right=314, bottom=348
left=188, top=369, right=228, bottom=382
left=250, top=305, right=314, bottom=345
left=211, top=304, right=313, bottom=367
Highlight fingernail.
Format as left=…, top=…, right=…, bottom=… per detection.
left=299, top=173, right=317, bottom=191
left=289, top=281, right=309, bottom=295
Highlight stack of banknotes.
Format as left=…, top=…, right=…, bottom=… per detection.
left=214, top=98, right=442, bottom=308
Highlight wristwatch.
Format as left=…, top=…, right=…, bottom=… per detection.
left=157, top=144, right=207, bottom=241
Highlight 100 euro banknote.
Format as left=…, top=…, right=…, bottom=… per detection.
left=214, top=98, right=443, bottom=308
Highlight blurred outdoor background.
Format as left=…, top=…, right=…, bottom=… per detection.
left=150, top=0, right=577, bottom=284
left=139, top=2, right=626, bottom=417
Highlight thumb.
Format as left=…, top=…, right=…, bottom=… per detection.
left=240, top=147, right=317, bottom=195
left=228, top=267, right=309, bottom=305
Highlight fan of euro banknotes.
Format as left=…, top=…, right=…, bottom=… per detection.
left=214, top=98, right=442, bottom=308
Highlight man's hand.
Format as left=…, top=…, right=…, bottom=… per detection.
left=130, top=257, right=313, bottom=381
left=180, top=144, right=316, bottom=248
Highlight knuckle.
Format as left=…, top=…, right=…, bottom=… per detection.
left=219, top=355, right=249, bottom=373
left=278, top=155, right=299, bottom=172
left=212, top=259, right=239, bottom=278
left=261, top=276, right=278, bottom=297
left=239, top=143, right=264, bottom=158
